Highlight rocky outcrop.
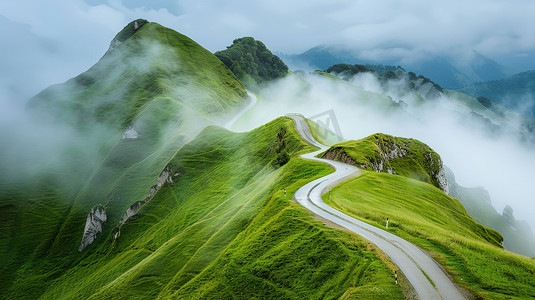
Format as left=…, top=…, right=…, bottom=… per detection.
left=434, top=166, right=449, bottom=194
left=116, top=167, right=180, bottom=233
left=321, top=149, right=357, bottom=166
left=121, top=126, right=139, bottom=139
left=321, top=134, right=449, bottom=192
left=79, top=205, right=107, bottom=252
left=107, top=19, right=149, bottom=52
left=425, top=152, right=449, bottom=194
left=502, top=205, right=515, bottom=226
left=375, top=140, right=407, bottom=174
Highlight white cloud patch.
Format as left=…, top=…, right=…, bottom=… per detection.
left=235, top=72, right=535, bottom=232
left=2, top=0, right=535, bottom=102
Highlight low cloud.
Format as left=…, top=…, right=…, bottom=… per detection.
left=1, top=0, right=535, bottom=108
left=238, top=72, right=535, bottom=231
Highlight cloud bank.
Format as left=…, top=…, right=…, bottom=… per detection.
left=235, top=72, right=535, bottom=233
left=2, top=0, right=535, bottom=106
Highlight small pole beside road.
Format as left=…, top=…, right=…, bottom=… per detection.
left=386, top=217, right=389, bottom=228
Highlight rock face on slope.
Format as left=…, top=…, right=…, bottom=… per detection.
left=79, top=205, right=107, bottom=252
left=107, top=19, right=149, bottom=52
left=321, top=133, right=449, bottom=192
left=446, top=167, right=535, bottom=257
left=117, top=166, right=179, bottom=228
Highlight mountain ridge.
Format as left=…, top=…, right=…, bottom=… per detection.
left=458, top=70, right=535, bottom=118
left=0, top=20, right=249, bottom=296
left=281, top=45, right=516, bottom=89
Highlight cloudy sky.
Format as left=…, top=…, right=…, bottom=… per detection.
left=1, top=0, right=535, bottom=103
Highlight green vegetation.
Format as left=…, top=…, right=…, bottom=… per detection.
left=447, top=168, right=535, bottom=257
left=113, top=19, right=149, bottom=43
left=1, top=21, right=248, bottom=296
left=443, top=89, right=535, bottom=142
left=320, top=133, right=447, bottom=190
left=2, top=117, right=404, bottom=299
left=326, top=171, right=535, bottom=299
left=305, top=118, right=345, bottom=146
left=327, top=63, right=377, bottom=75
left=326, top=63, right=443, bottom=92
left=459, top=70, right=535, bottom=118
left=215, top=37, right=289, bottom=90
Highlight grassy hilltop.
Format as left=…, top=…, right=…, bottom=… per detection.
left=320, top=137, right=535, bottom=299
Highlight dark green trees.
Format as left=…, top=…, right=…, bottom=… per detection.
left=216, top=37, right=289, bottom=90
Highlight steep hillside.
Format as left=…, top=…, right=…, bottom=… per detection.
left=458, top=70, right=535, bottom=118
left=319, top=134, right=535, bottom=298
left=327, top=171, right=535, bottom=299
left=446, top=167, right=535, bottom=257
left=2, top=117, right=403, bottom=299
left=320, top=133, right=449, bottom=192
left=0, top=20, right=248, bottom=295
left=215, top=37, right=289, bottom=90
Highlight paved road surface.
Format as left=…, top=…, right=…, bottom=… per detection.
left=224, top=92, right=257, bottom=131
left=289, top=114, right=466, bottom=300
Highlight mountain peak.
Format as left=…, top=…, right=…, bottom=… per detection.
left=108, top=19, right=149, bottom=51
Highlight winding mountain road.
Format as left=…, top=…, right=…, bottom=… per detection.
left=224, top=92, right=257, bottom=131
left=289, top=114, right=466, bottom=300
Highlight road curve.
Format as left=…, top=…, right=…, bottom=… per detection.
left=224, top=92, right=257, bottom=131
left=288, top=114, right=466, bottom=300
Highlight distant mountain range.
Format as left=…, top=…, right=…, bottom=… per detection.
left=458, top=70, right=535, bottom=118
left=280, top=45, right=517, bottom=89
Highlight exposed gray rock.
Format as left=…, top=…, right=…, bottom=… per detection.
left=435, top=163, right=449, bottom=194
left=79, top=204, right=107, bottom=252
left=502, top=205, right=515, bottom=225
left=322, top=137, right=449, bottom=193
left=322, top=149, right=357, bottom=165
left=115, top=167, right=180, bottom=237
left=108, top=38, right=122, bottom=51
left=121, top=126, right=139, bottom=139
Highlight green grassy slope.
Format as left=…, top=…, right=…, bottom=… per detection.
left=0, top=21, right=248, bottom=296
left=4, top=117, right=404, bottom=299
left=304, top=116, right=346, bottom=146
left=457, top=70, right=535, bottom=118
left=320, top=133, right=447, bottom=190
left=447, top=168, right=535, bottom=257
left=326, top=171, right=535, bottom=299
